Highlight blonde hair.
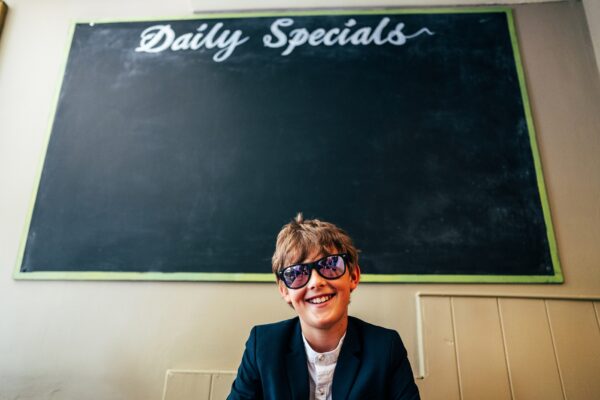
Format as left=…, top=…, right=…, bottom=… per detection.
left=272, top=212, right=359, bottom=280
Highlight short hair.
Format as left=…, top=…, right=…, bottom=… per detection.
left=272, top=213, right=359, bottom=280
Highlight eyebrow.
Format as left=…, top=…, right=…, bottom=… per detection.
left=286, top=247, right=343, bottom=268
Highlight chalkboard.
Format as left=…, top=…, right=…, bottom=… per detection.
left=15, top=8, right=562, bottom=283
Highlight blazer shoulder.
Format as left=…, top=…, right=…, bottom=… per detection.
left=254, top=317, right=299, bottom=333
left=252, top=317, right=300, bottom=347
left=349, top=316, right=400, bottom=340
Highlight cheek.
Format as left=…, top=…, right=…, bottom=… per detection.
left=339, top=291, right=351, bottom=304
left=339, top=287, right=354, bottom=303
left=290, top=291, right=305, bottom=305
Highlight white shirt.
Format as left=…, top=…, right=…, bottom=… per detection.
left=302, top=333, right=346, bottom=400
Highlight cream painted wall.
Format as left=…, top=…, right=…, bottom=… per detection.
left=1, top=1, right=599, bottom=399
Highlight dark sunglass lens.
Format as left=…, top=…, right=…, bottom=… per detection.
left=317, top=255, right=345, bottom=278
left=283, top=265, right=310, bottom=288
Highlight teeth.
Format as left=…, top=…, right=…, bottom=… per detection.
left=307, top=295, right=333, bottom=304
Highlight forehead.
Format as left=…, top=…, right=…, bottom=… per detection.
left=285, top=245, right=339, bottom=266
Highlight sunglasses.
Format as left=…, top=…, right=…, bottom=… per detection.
left=278, top=253, right=348, bottom=289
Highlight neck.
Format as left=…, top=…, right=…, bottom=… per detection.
left=300, top=317, right=348, bottom=353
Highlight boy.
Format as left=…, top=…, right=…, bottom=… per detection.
left=228, top=214, right=420, bottom=400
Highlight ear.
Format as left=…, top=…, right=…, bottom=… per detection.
left=349, top=264, right=361, bottom=292
left=278, top=280, right=292, bottom=305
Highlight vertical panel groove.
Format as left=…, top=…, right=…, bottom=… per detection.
left=450, top=297, right=464, bottom=400
left=497, top=298, right=515, bottom=400
left=161, top=371, right=170, bottom=400
left=545, top=300, right=568, bottom=400
left=209, top=373, right=215, bottom=400
left=593, top=302, right=600, bottom=334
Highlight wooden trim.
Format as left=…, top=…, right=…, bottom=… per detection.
left=418, top=292, right=600, bottom=301
left=189, top=0, right=567, bottom=13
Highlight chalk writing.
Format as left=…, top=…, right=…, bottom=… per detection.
left=263, top=17, right=434, bottom=56
left=134, top=17, right=434, bottom=62
left=135, top=23, right=249, bottom=62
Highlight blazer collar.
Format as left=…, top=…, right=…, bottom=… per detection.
left=287, top=317, right=362, bottom=400
left=332, top=317, right=361, bottom=399
left=286, top=318, right=310, bottom=400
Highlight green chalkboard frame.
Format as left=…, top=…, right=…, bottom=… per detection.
left=13, top=7, right=563, bottom=283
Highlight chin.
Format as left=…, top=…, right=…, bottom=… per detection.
left=310, top=313, right=344, bottom=329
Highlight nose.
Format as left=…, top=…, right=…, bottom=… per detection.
left=307, top=267, right=326, bottom=289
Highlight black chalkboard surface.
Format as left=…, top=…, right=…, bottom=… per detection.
left=16, top=8, right=562, bottom=282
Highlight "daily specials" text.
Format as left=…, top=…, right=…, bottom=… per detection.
left=134, top=17, right=435, bottom=62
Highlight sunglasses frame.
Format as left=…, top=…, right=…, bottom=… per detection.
left=278, top=253, right=348, bottom=289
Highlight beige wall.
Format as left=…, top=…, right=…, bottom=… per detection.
left=1, top=1, right=599, bottom=399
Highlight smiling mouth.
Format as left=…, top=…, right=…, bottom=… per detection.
left=306, top=294, right=335, bottom=304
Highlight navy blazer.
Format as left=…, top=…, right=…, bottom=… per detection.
left=228, top=316, right=420, bottom=400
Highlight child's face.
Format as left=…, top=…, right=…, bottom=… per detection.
left=278, top=248, right=360, bottom=333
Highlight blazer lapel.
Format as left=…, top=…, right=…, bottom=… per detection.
left=332, top=318, right=361, bottom=400
left=285, top=321, right=310, bottom=400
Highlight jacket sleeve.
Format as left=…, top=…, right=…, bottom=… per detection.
left=389, top=331, right=421, bottom=400
left=227, top=327, right=263, bottom=400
